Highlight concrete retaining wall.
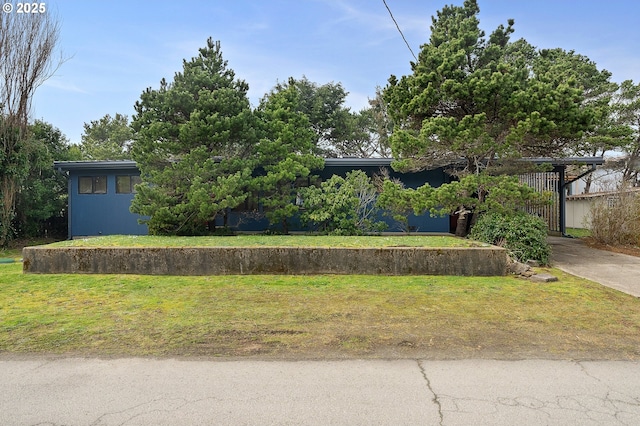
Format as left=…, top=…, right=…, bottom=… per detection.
left=22, top=246, right=508, bottom=276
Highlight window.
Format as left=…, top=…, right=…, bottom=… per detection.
left=79, top=176, right=107, bottom=194
left=116, top=175, right=141, bottom=194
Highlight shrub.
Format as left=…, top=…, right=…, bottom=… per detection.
left=588, top=189, right=640, bottom=247
left=470, top=211, right=551, bottom=265
left=300, top=171, right=387, bottom=235
left=376, top=179, right=416, bottom=233
left=378, top=173, right=552, bottom=237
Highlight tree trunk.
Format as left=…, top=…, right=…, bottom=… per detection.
left=584, top=173, right=592, bottom=194
left=454, top=207, right=470, bottom=237
left=0, top=175, right=17, bottom=247
left=623, top=143, right=640, bottom=186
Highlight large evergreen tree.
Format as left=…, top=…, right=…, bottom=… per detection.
left=383, top=0, right=595, bottom=174
left=254, top=81, right=324, bottom=233
left=612, top=80, right=640, bottom=185
left=79, top=113, right=133, bottom=160
left=273, top=77, right=355, bottom=157
left=130, top=38, right=257, bottom=235
left=382, top=0, right=606, bottom=236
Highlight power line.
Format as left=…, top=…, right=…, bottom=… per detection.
left=382, top=0, right=417, bottom=62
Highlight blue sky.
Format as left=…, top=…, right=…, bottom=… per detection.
left=29, top=0, right=640, bottom=144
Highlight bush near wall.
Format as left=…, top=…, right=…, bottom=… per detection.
left=588, top=190, right=640, bottom=247
left=470, top=211, right=551, bottom=265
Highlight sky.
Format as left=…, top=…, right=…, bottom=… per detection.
left=25, top=0, right=640, bottom=144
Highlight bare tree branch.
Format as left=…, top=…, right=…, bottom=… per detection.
left=0, top=10, right=64, bottom=246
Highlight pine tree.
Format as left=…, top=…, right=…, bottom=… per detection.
left=130, top=38, right=257, bottom=235
left=384, top=0, right=595, bottom=174
left=254, top=81, right=324, bottom=233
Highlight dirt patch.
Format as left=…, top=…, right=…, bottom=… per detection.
left=22, top=330, right=640, bottom=362
left=583, top=237, right=640, bottom=258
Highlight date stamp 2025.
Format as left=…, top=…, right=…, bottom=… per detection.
left=3, top=2, right=47, bottom=14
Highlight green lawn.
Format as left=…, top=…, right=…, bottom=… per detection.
left=566, top=228, right=592, bottom=238
left=2, top=259, right=639, bottom=360
left=47, top=234, right=484, bottom=248
left=0, top=249, right=22, bottom=261
left=1, top=237, right=59, bottom=260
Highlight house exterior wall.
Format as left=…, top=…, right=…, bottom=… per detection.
left=566, top=189, right=640, bottom=229
left=566, top=197, right=592, bottom=229
left=59, top=157, right=604, bottom=237
left=67, top=167, right=148, bottom=238
left=566, top=167, right=621, bottom=195
left=217, top=163, right=451, bottom=233
left=59, top=160, right=452, bottom=238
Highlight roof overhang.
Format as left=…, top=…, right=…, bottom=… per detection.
left=521, top=157, right=605, bottom=166
left=323, top=158, right=393, bottom=167
left=54, top=160, right=139, bottom=171
left=325, top=157, right=606, bottom=168
left=53, top=157, right=605, bottom=171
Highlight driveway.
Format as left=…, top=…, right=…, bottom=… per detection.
left=549, top=236, right=640, bottom=297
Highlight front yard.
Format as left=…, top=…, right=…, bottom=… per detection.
left=2, top=243, right=639, bottom=359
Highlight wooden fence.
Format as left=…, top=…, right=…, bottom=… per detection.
left=519, top=172, right=561, bottom=233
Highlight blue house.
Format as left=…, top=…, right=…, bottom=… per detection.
left=54, top=157, right=604, bottom=239
left=54, top=158, right=452, bottom=238
left=55, top=161, right=148, bottom=238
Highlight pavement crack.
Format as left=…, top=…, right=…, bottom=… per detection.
left=89, top=397, right=189, bottom=426
left=417, top=360, right=444, bottom=425
left=575, top=361, right=603, bottom=384
left=89, top=395, right=227, bottom=426
left=29, top=358, right=56, bottom=372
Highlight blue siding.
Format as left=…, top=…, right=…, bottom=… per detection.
left=319, top=165, right=451, bottom=233
left=62, top=161, right=452, bottom=237
left=68, top=169, right=148, bottom=237
left=223, top=165, right=451, bottom=233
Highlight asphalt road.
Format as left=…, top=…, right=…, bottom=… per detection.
left=2, top=356, right=640, bottom=425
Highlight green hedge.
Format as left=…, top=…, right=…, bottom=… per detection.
left=470, top=211, right=550, bottom=265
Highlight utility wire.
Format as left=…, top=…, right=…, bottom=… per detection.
left=382, top=0, right=417, bottom=62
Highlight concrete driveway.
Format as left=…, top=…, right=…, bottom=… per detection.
left=549, top=236, right=640, bottom=297
left=2, top=356, right=640, bottom=426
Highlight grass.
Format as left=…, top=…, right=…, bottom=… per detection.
left=0, top=248, right=22, bottom=264
left=2, top=260, right=640, bottom=360
left=0, top=249, right=21, bottom=260
left=566, top=228, right=592, bottom=238
left=47, top=234, right=484, bottom=248
left=1, top=237, right=58, bottom=260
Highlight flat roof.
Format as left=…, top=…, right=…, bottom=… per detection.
left=323, top=158, right=393, bottom=167
left=54, top=156, right=605, bottom=171
left=523, top=157, right=605, bottom=166
left=54, top=160, right=139, bottom=171
left=567, top=187, right=640, bottom=200
left=327, top=157, right=606, bottom=167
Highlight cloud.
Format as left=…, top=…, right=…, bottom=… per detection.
left=345, top=91, right=372, bottom=111
left=42, top=77, right=89, bottom=94
left=319, top=0, right=430, bottom=45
